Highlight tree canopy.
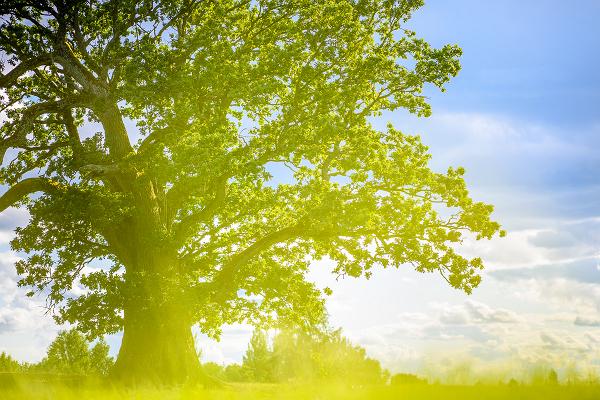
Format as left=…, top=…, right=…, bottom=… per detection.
left=0, top=0, right=503, bottom=381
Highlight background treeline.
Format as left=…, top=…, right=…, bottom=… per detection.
left=0, top=327, right=387, bottom=385
left=4, top=328, right=594, bottom=387
left=203, top=329, right=388, bottom=384
left=0, top=336, right=592, bottom=394
left=0, top=330, right=113, bottom=377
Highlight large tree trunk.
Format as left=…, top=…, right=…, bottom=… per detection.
left=110, top=220, right=202, bottom=384
left=102, top=141, right=207, bottom=384
left=112, top=303, right=201, bottom=384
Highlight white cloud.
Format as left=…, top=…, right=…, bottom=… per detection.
left=0, top=207, right=29, bottom=229
left=491, top=273, right=600, bottom=315
left=435, top=300, right=518, bottom=326
left=0, top=250, right=59, bottom=361
left=574, top=316, right=600, bottom=327
left=457, top=216, right=600, bottom=272
left=464, top=300, right=519, bottom=324
left=439, top=306, right=470, bottom=325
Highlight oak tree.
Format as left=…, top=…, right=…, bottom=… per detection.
left=0, top=0, right=503, bottom=383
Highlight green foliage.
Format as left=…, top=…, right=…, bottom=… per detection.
left=200, top=362, right=226, bottom=381
left=216, top=328, right=386, bottom=384
left=89, top=339, right=114, bottom=377
left=38, top=330, right=114, bottom=376
left=548, top=369, right=559, bottom=385
left=272, top=329, right=387, bottom=384
left=223, top=364, right=251, bottom=383
left=0, top=352, right=22, bottom=372
left=0, top=0, right=503, bottom=379
left=200, top=362, right=253, bottom=383
left=530, top=366, right=561, bottom=386
left=0, top=0, right=502, bottom=341
left=391, top=373, right=427, bottom=385
left=243, top=330, right=275, bottom=382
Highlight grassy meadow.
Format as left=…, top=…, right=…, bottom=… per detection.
left=2, top=382, right=600, bottom=400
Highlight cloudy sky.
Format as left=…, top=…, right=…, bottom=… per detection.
left=1, top=0, right=600, bottom=379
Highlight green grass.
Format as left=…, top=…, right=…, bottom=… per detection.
left=2, top=383, right=600, bottom=400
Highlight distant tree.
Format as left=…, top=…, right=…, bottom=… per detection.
left=201, top=362, right=225, bottom=380
left=316, top=329, right=386, bottom=384
left=271, top=328, right=387, bottom=384
left=391, top=373, right=427, bottom=385
left=243, top=330, right=275, bottom=382
left=216, top=328, right=386, bottom=384
left=582, top=368, right=600, bottom=385
left=564, top=363, right=580, bottom=385
left=0, top=0, right=503, bottom=383
left=507, top=378, right=519, bottom=387
left=89, top=339, right=113, bottom=377
left=223, top=363, right=250, bottom=382
left=40, top=330, right=114, bottom=376
left=0, top=352, right=21, bottom=372
left=272, top=330, right=309, bottom=382
left=43, top=330, right=91, bottom=375
left=530, top=365, right=558, bottom=386
left=548, top=369, right=559, bottom=385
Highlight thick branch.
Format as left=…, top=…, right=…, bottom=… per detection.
left=79, top=163, right=121, bottom=175
left=0, top=55, right=52, bottom=88
left=62, top=110, right=84, bottom=157
left=52, top=42, right=107, bottom=98
left=137, top=117, right=193, bottom=154
left=212, top=225, right=302, bottom=288
left=171, top=175, right=227, bottom=241
left=0, top=178, right=58, bottom=213
left=0, top=97, right=88, bottom=163
left=96, top=103, right=134, bottom=160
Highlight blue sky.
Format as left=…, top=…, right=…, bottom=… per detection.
left=0, top=0, right=599, bottom=381
left=411, top=0, right=600, bottom=126
left=408, top=0, right=600, bottom=193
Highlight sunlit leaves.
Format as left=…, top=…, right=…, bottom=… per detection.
left=1, top=0, right=502, bottom=339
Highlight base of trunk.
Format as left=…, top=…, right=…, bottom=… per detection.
left=111, top=315, right=202, bottom=385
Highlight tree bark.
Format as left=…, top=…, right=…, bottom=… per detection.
left=92, top=99, right=206, bottom=385
left=112, top=302, right=201, bottom=385
left=108, top=210, right=204, bottom=384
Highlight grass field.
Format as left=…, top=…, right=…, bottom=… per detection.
left=2, top=383, right=600, bottom=400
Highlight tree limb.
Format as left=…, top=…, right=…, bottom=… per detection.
left=0, top=177, right=59, bottom=213
left=79, top=163, right=121, bottom=176
left=211, top=224, right=302, bottom=289
left=62, top=110, right=84, bottom=158
left=0, top=55, right=52, bottom=88
left=0, top=97, right=89, bottom=163
left=171, top=175, right=227, bottom=241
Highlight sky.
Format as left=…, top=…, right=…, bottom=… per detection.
left=1, top=0, right=600, bottom=380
